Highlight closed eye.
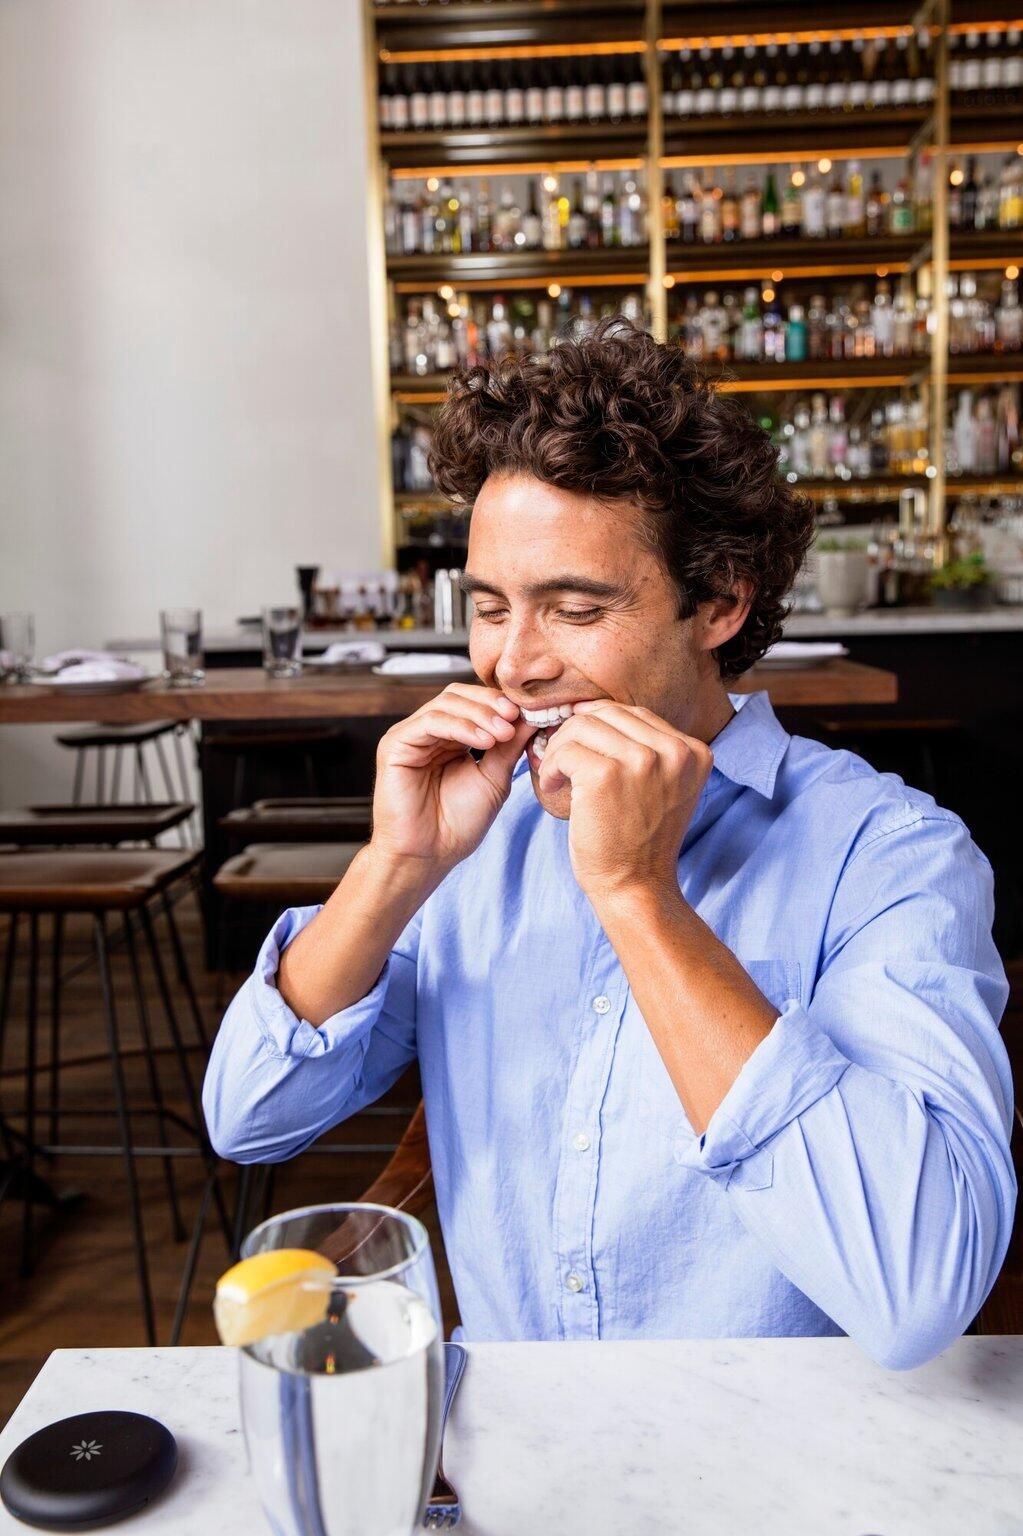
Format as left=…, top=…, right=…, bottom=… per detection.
left=471, top=606, right=604, bottom=623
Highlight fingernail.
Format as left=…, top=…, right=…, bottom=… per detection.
left=476, top=727, right=494, bottom=742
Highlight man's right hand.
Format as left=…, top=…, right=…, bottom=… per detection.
left=369, top=683, right=537, bottom=873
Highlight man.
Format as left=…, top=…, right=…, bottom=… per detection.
left=204, top=322, right=1016, bottom=1368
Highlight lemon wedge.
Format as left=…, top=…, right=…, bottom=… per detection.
left=213, top=1248, right=337, bottom=1347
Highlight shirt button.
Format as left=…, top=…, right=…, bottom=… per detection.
left=592, top=995, right=611, bottom=1014
left=565, top=1272, right=584, bottom=1293
left=572, top=1132, right=591, bottom=1152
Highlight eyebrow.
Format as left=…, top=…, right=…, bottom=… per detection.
left=459, top=573, right=628, bottom=601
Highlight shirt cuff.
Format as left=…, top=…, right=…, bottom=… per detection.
left=674, top=1001, right=851, bottom=1185
left=249, top=904, right=394, bottom=1063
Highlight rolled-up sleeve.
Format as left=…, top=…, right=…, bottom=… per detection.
left=676, top=811, right=1017, bottom=1369
left=202, top=904, right=420, bottom=1164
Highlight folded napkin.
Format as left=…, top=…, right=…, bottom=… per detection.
left=39, top=648, right=138, bottom=675
left=377, top=652, right=472, bottom=675
left=45, top=658, right=145, bottom=685
left=314, top=640, right=387, bottom=665
left=762, top=641, right=849, bottom=662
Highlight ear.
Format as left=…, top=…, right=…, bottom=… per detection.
left=695, top=577, right=753, bottom=654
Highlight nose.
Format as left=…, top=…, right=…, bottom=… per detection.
left=491, top=613, right=563, bottom=695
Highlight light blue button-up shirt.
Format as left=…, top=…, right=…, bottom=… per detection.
left=203, top=690, right=1016, bottom=1368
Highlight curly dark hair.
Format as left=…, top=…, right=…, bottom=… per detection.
left=427, top=318, right=815, bottom=679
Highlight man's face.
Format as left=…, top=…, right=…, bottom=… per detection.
left=465, top=471, right=718, bottom=819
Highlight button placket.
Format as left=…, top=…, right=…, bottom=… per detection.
left=551, top=948, right=625, bottom=1340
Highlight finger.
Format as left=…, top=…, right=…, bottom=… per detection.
left=544, top=713, right=657, bottom=780
left=475, top=716, right=539, bottom=797
left=395, top=706, right=508, bottom=755
left=405, top=695, right=518, bottom=746
left=570, top=700, right=688, bottom=751
left=441, top=682, right=521, bottom=722
left=538, top=735, right=612, bottom=797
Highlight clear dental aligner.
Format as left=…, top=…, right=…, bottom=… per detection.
left=519, top=702, right=575, bottom=760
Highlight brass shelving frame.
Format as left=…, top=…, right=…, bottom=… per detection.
left=364, top=0, right=1023, bottom=563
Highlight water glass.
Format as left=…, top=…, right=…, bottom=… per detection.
left=238, top=1203, right=443, bottom=1536
left=262, top=605, right=303, bottom=678
left=0, top=613, right=35, bottom=681
left=159, top=607, right=204, bottom=687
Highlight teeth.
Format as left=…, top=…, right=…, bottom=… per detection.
left=520, top=704, right=575, bottom=726
left=533, top=731, right=548, bottom=759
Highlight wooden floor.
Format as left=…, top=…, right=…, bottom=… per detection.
left=1, top=891, right=1020, bottom=1427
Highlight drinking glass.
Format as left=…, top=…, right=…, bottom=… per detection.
left=262, top=605, right=303, bottom=678
left=0, top=613, right=35, bottom=681
left=159, top=607, right=204, bottom=686
left=238, top=1203, right=443, bottom=1536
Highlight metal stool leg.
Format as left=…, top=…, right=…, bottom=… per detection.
left=72, top=750, right=85, bottom=806
left=0, top=916, right=20, bottom=1171
left=169, top=1170, right=215, bottom=1346
left=158, top=892, right=211, bottom=1054
left=152, top=736, right=187, bottom=849
left=48, top=914, right=63, bottom=1145
left=171, top=726, right=194, bottom=846
left=96, top=747, right=107, bottom=806
left=94, top=912, right=156, bottom=1344
left=110, top=745, right=124, bottom=806
left=21, top=914, right=40, bottom=1277
left=136, top=746, right=153, bottom=804
left=138, top=905, right=232, bottom=1252
left=122, top=913, right=185, bottom=1242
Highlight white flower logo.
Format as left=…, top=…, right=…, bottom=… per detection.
left=70, top=1440, right=102, bottom=1462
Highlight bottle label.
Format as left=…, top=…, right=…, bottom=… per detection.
left=566, top=84, right=585, bottom=118
left=391, top=96, right=409, bottom=130
left=608, top=83, right=627, bottom=116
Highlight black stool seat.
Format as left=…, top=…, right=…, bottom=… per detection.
left=220, top=796, right=372, bottom=844
left=0, top=850, right=199, bottom=912
left=55, top=721, right=178, bottom=750
left=0, top=803, right=193, bottom=847
left=214, top=842, right=364, bottom=904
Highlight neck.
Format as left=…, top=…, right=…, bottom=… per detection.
left=684, top=683, right=736, bottom=747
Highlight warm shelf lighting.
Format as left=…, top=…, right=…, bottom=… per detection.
left=949, top=167, right=964, bottom=187
left=662, top=147, right=907, bottom=169
left=547, top=283, right=562, bottom=299
left=818, top=158, right=832, bottom=175
left=771, top=270, right=784, bottom=283
left=438, top=284, right=454, bottom=302
left=657, top=25, right=913, bottom=50
left=663, top=274, right=676, bottom=288
left=379, top=42, right=647, bottom=65
left=877, top=267, right=889, bottom=278
left=392, top=160, right=644, bottom=182
left=542, top=175, right=559, bottom=194
left=426, top=177, right=440, bottom=194
left=792, top=170, right=806, bottom=188
left=762, top=286, right=776, bottom=302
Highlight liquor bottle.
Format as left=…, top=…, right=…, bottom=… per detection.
left=781, top=168, right=802, bottom=236
left=961, top=156, right=979, bottom=230
left=568, top=179, right=588, bottom=249
left=740, top=173, right=760, bottom=240
left=504, top=61, right=525, bottom=124
left=787, top=303, right=808, bottom=361
left=701, top=290, right=728, bottom=360
left=804, top=39, right=825, bottom=112
left=846, top=160, right=866, bottom=236
left=763, top=291, right=784, bottom=361
left=544, top=59, right=565, bottom=122
left=740, top=44, right=760, bottom=113
left=662, top=176, right=680, bottom=241
left=700, top=171, right=721, bottom=242
left=865, top=169, right=886, bottom=237
left=826, top=167, right=846, bottom=238
left=608, top=54, right=628, bottom=121
left=679, top=173, right=699, bottom=243
left=410, top=66, right=430, bottom=131
left=428, top=65, right=448, bottom=130
left=888, top=173, right=914, bottom=234
left=695, top=47, right=715, bottom=115
left=996, top=278, right=1023, bottom=351
left=803, top=164, right=826, bottom=238
left=809, top=394, right=830, bottom=475
left=807, top=294, right=828, bottom=359
left=522, top=181, right=543, bottom=248
left=719, top=45, right=740, bottom=115
left=525, top=63, right=545, bottom=124
left=739, top=287, right=763, bottom=360
left=627, top=55, right=648, bottom=118
left=585, top=57, right=607, bottom=121
left=761, top=169, right=780, bottom=237
left=675, top=48, right=694, bottom=115
left=484, top=64, right=503, bottom=126
left=466, top=65, right=485, bottom=127
left=720, top=169, right=739, bottom=242
left=601, top=175, right=619, bottom=246
left=583, top=168, right=602, bottom=248
left=872, top=279, right=895, bottom=357
left=542, top=179, right=563, bottom=251
left=762, top=42, right=781, bottom=113
left=565, top=59, right=585, bottom=122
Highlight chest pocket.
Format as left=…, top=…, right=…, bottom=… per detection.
left=742, top=959, right=803, bottom=1013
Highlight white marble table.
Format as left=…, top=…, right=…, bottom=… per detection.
left=1, top=1339, right=1021, bottom=1535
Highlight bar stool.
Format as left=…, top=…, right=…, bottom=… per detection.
left=0, top=850, right=228, bottom=1344
left=219, top=797, right=373, bottom=847
left=0, top=803, right=193, bottom=850
left=55, top=722, right=197, bottom=847
left=206, top=726, right=348, bottom=809
left=815, top=717, right=964, bottom=801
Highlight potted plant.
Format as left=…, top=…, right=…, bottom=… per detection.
left=929, top=552, right=992, bottom=611
left=813, top=535, right=870, bottom=618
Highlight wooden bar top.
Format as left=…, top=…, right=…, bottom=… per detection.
left=0, top=659, right=896, bottom=724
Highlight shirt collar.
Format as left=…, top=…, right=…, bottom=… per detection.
left=709, top=689, right=790, bottom=799
left=511, top=687, right=789, bottom=800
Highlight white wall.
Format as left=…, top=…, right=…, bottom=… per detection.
left=0, top=0, right=380, bottom=804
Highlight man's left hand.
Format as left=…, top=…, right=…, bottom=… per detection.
left=537, top=701, right=714, bottom=904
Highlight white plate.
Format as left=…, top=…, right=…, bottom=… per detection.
left=25, top=674, right=155, bottom=696
left=371, top=660, right=475, bottom=685
left=302, top=656, right=378, bottom=674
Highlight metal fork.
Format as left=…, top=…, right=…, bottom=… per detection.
left=423, top=1342, right=468, bottom=1530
